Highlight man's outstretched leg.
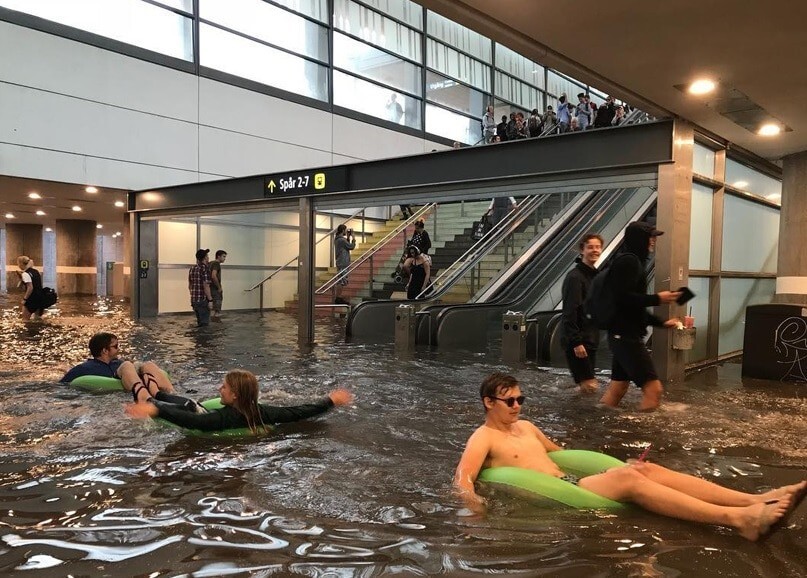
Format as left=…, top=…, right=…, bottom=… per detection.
left=139, top=361, right=175, bottom=393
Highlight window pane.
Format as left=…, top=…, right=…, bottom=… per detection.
left=495, top=71, right=542, bottom=113
left=427, top=39, right=490, bottom=92
left=153, top=0, right=192, bottom=12
left=426, top=71, right=488, bottom=116
left=271, top=0, right=328, bottom=23
left=359, top=0, right=422, bottom=29
left=721, top=194, right=779, bottom=273
left=689, top=183, right=713, bottom=270
left=693, top=142, right=716, bottom=178
left=0, top=0, right=193, bottom=60
left=200, top=24, right=328, bottom=101
left=334, top=32, right=421, bottom=96
left=495, top=43, right=544, bottom=89
left=425, top=103, right=482, bottom=145
left=726, top=159, right=782, bottom=202
left=546, top=70, right=587, bottom=100
left=427, top=10, right=491, bottom=63
left=200, top=0, right=328, bottom=62
left=334, top=0, right=422, bottom=62
left=686, top=276, right=711, bottom=362
left=493, top=99, right=528, bottom=120
left=718, top=278, right=775, bottom=355
left=334, top=70, right=421, bottom=129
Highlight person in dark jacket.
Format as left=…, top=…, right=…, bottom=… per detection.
left=593, top=96, right=617, bottom=128
left=17, top=255, right=46, bottom=320
left=125, top=369, right=352, bottom=434
left=561, top=233, right=603, bottom=393
left=599, top=222, right=681, bottom=411
left=496, top=115, right=508, bottom=141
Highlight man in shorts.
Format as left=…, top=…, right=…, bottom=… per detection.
left=560, top=233, right=603, bottom=393
left=453, top=373, right=804, bottom=541
left=599, top=222, right=680, bottom=411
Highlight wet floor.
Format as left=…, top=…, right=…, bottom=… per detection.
left=0, top=295, right=805, bottom=577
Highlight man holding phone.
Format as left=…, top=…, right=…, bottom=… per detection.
left=599, top=222, right=681, bottom=411
left=334, top=224, right=356, bottom=305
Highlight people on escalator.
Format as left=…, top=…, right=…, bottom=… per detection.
left=485, top=196, right=518, bottom=226
left=594, top=96, right=617, bottom=128
left=403, top=246, right=431, bottom=300
left=561, top=233, right=603, bottom=394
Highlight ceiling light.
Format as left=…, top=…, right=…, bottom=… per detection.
left=96, top=224, right=103, bottom=229
left=114, top=200, right=125, bottom=208
left=116, top=231, right=121, bottom=236
left=28, top=192, right=41, bottom=199
left=5, top=213, right=15, bottom=219
left=758, top=123, right=781, bottom=136
left=36, top=210, right=46, bottom=216
left=688, top=79, right=716, bottom=95
left=45, top=227, right=52, bottom=232
left=85, top=186, right=98, bottom=193
left=766, top=193, right=781, bottom=201
left=72, top=205, right=82, bottom=212
left=732, top=181, right=749, bottom=188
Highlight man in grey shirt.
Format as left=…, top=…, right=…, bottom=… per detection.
left=334, top=224, right=356, bottom=305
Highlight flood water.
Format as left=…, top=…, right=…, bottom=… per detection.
left=0, top=295, right=805, bottom=577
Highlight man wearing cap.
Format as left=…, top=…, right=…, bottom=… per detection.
left=189, top=249, right=213, bottom=327
left=599, top=221, right=681, bottom=411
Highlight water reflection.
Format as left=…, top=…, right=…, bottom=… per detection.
left=0, top=295, right=804, bottom=576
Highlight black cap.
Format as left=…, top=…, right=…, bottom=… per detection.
left=195, top=248, right=210, bottom=260
left=626, top=221, right=664, bottom=237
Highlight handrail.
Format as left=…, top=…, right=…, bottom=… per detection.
left=315, top=203, right=436, bottom=295
left=245, top=207, right=367, bottom=292
left=416, top=194, right=547, bottom=298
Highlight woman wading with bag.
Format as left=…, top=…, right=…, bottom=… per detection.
left=17, top=255, right=47, bottom=320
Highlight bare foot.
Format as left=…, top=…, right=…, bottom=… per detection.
left=737, top=498, right=790, bottom=541
left=757, top=480, right=807, bottom=504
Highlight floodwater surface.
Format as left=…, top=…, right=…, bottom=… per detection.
left=0, top=295, right=805, bottom=577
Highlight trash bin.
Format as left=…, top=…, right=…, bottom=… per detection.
left=742, top=303, right=807, bottom=381
left=395, top=304, right=417, bottom=351
left=671, top=327, right=696, bottom=350
left=502, top=311, right=526, bottom=363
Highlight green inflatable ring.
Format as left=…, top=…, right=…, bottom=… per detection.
left=477, top=450, right=627, bottom=509
left=155, top=397, right=272, bottom=438
left=68, top=375, right=124, bottom=392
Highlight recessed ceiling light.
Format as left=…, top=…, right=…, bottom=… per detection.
left=732, top=181, right=749, bottom=188
left=36, top=210, right=46, bottom=216
left=758, top=123, right=781, bottom=136
left=85, top=186, right=98, bottom=193
left=96, top=224, right=103, bottom=229
left=45, top=227, right=52, bottom=232
left=116, top=231, right=121, bottom=236
left=688, top=79, right=716, bottom=95
left=28, top=192, right=41, bottom=199
left=72, top=205, right=82, bottom=212
left=5, top=213, right=15, bottom=219
left=114, top=200, right=125, bottom=208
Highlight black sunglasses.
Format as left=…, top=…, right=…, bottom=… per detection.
left=490, top=395, right=525, bottom=407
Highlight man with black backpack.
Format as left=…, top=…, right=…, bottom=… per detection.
left=597, top=222, right=681, bottom=411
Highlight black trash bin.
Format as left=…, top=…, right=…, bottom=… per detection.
left=742, top=303, right=807, bottom=381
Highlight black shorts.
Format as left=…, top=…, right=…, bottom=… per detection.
left=563, top=344, right=597, bottom=383
left=608, top=334, right=658, bottom=387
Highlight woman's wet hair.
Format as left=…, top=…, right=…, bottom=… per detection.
left=89, top=332, right=117, bottom=357
left=225, top=369, right=269, bottom=434
left=17, top=255, right=31, bottom=270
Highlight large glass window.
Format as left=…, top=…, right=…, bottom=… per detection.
left=726, top=159, right=782, bottom=202
left=718, top=278, right=775, bottom=355
left=546, top=70, right=586, bottom=100
left=359, top=0, right=423, bottom=29
left=495, top=43, right=544, bottom=89
left=271, top=0, right=328, bottom=23
left=427, top=39, right=490, bottom=92
left=693, top=142, right=716, bottom=178
left=721, top=194, right=779, bottom=273
left=200, top=0, right=328, bottom=63
left=426, top=71, right=487, bottom=116
left=334, top=0, right=422, bottom=62
left=425, top=104, right=481, bottom=145
left=334, top=32, right=421, bottom=96
left=689, top=183, right=714, bottom=270
left=200, top=24, right=328, bottom=101
left=0, top=0, right=193, bottom=60
left=495, top=72, right=542, bottom=113
left=427, top=11, right=491, bottom=63
left=333, top=70, right=421, bottom=128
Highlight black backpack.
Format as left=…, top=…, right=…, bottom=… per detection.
left=584, top=254, right=636, bottom=330
left=42, top=286, right=58, bottom=308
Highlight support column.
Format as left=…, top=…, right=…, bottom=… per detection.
left=653, top=120, right=695, bottom=382
left=298, top=197, right=315, bottom=345
left=774, top=150, right=807, bottom=303
left=56, top=219, right=96, bottom=295
left=5, top=223, right=43, bottom=290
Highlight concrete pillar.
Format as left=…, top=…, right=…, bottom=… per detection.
left=774, top=150, right=807, bottom=304
left=653, top=120, right=695, bottom=382
left=56, top=219, right=97, bottom=295
left=5, top=223, right=43, bottom=290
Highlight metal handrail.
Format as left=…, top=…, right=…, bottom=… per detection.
left=416, top=195, right=547, bottom=298
left=316, top=203, right=436, bottom=295
left=245, top=207, right=367, bottom=293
